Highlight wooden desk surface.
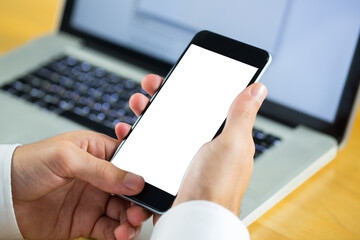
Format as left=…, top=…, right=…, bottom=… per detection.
left=1, top=1, right=359, bottom=239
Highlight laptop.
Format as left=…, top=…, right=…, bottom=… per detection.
left=1, top=0, right=359, bottom=239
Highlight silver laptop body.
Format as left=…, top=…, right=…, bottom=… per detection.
left=1, top=1, right=359, bottom=239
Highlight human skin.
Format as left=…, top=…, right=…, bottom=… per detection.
left=11, top=74, right=266, bottom=239
left=12, top=128, right=150, bottom=240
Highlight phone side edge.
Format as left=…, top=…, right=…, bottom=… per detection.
left=255, top=52, right=272, bottom=83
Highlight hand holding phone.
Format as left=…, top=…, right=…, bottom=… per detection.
left=172, top=82, right=267, bottom=215
left=129, top=76, right=267, bottom=224
left=111, top=31, right=271, bottom=214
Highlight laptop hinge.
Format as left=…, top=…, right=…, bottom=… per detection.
left=84, top=40, right=171, bottom=77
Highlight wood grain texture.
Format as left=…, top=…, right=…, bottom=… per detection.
left=1, top=1, right=359, bottom=239
left=248, top=112, right=360, bottom=240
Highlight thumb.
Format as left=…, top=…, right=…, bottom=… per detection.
left=65, top=144, right=145, bottom=195
left=222, top=83, right=267, bottom=139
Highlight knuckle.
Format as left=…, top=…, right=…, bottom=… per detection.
left=217, top=135, right=255, bottom=161
left=52, top=141, right=72, bottom=160
left=96, top=160, right=108, bottom=175
left=214, top=138, right=234, bottom=153
left=97, top=161, right=116, bottom=180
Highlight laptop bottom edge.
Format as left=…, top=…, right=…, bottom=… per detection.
left=242, top=144, right=337, bottom=226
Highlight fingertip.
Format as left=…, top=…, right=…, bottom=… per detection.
left=123, top=172, right=145, bottom=193
left=115, top=123, right=132, bottom=141
left=141, top=74, right=162, bottom=87
left=114, top=223, right=136, bottom=240
left=129, top=93, right=150, bottom=117
left=127, top=205, right=152, bottom=226
left=129, top=93, right=142, bottom=108
left=141, top=74, right=163, bottom=96
left=114, top=221, right=140, bottom=240
left=222, top=83, right=267, bottom=138
left=249, top=83, right=267, bottom=104
left=230, top=82, right=267, bottom=112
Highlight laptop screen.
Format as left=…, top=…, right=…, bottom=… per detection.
left=67, top=0, right=360, bottom=125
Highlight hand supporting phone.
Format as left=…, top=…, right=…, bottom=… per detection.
left=110, top=30, right=271, bottom=214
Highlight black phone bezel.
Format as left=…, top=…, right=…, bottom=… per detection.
left=111, top=30, right=271, bottom=213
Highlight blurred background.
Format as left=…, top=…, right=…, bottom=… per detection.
left=0, top=0, right=61, bottom=54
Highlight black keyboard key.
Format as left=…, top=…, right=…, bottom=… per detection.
left=36, top=67, right=53, bottom=79
left=109, top=93, right=119, bottom=103
left=51, top=61, right=68, bottom=74
left=255, top=143, right=267, bottom=153
left=22, top=83, right=32, bottom=93
left=93, top=102, right=102, bottom=111
left=2, top=84, right=12, bottom=91
left=101, top=102, right=111, bottom=111
left=253, top=129, right=265, bottom=139
left=51, top=96, right=61, bottom=105
left=1, top=55, right=159, bottom=140
left=43, top=94, right=53, bottom=103
left=254, top=150, right=262, bottom=159
left=109, top=74, right=122, bottom=84
left=264, top=135, right=281, bottom=146
left=6, top=88, right=18, bottom=96
left=97, top=112, right=106, bottom=121
left=104, top=120, right=114, bottom=128
left=81, top=62, right=92, bottom=72
left=34, top=99, right=47, bottom=108
left=60, top=111, right=116, bottom=138
left=30, top=88, right=46, bottom=99
left=75, top=83, right=89, bottom=95
left=59, top=76, right=74, bottom=89
left=253, top=127, right=281, bottom=159
left=125, top=79, right=135, bottom=89
left=20, top=94, right=32, bottom=101
left=95, top=67, right=106, bottom=78
left=66, top=56, right=77, bottom=66
left=13, top=81, right=24, bottom=91
left=71, top=65, right=82, bottom=78
left=59, top=100, right=75, bottom=111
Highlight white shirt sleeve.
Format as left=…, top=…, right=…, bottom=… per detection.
left=0, top=144, right=23, bottom=240
left=151, top=200, right=250, bottom=240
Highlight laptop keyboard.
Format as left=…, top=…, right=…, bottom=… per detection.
left=252, top=128, right=281, bottom=158
left=0, top=55, right=281, bottom=158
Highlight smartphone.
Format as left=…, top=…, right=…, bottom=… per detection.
left=110, top=30, right=271, bottom=214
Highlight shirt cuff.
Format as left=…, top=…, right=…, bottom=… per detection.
left=0, top=144, right=23, bottom=239
left=151, top=200, right=250, bottom=240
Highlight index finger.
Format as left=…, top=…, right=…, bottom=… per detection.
left=141, top=74, right=163, bottom=97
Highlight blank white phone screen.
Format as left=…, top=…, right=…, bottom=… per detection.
left=112, top=44, right=258, bottom=195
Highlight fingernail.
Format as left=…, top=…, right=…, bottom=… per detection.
left=251, top=83, right=267, bottom=104
left=129, top=228, right=136, bottom=239
left=124, top=173, right=144, bottom=191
